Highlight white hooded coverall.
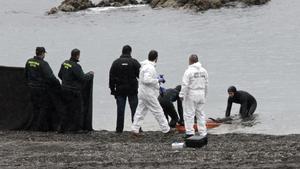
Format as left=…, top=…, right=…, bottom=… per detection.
left=131, top=60, right=170, bottom=133
left=179, top=62, right=208, bottom=136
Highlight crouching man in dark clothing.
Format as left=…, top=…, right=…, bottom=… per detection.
left=225, top=86, right=257, bottom=119
left=58, top=49, right=94, bottom=132
left=158, top=85, right=184, bottom=128
left=25, top=47, right=61, bottom=131
left=109, top=45, right=141, bottom=133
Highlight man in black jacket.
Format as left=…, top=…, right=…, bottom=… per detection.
left=158, top=85, right=184, bottom=128
left=58, top=48, right=94, bottom=132
left=109, top=45, right=141, bottom=133
left=25, top=47, right=61, bottom=131
left=225, top=86, right=257, bottom=119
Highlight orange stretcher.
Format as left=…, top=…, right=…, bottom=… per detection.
left=176, top=119, right=221, bottom=133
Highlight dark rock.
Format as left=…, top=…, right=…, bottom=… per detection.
left=194, top=0, right=211, bottom=10
left=177, top=0, right=189, bottom=7
left=241, top=0, right=270, bottom=5
left=58, top=0, right=95, bottom=12
left=97, top=0, right=112, bottom=7
left=141, top=0, right=152, bottom=4
left=59, top=4, right=75, bottom=12
left=128, top=0, right=139, bottom=5
left=150, top=0, right=160, bottom=8
left=112, top=2, right=122, bottom=7
left=151, top=0, right=271, bottom=11
left=210, top=0, right=223, bottom=8
left=96, top=0, right=139, bottom=7
left=47, top=7, right=59, bottom=15
left=47, top=0, right=270, bottom=14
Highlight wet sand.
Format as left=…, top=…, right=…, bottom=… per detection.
left=0, top=130, right=299, bottom=168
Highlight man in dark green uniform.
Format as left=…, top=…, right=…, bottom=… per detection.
left=25, top=47, right=61, bottom=131
left=58, top=48, right=94, bottom=132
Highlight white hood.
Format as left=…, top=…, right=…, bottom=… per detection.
left=140, top=59, right=156, bottom=67
left=189, top=62, right=202, bottom=70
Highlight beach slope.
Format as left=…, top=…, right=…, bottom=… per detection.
left=0, top=131, right=299, bottom=168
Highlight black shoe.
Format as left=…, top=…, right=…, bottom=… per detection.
left=56, top=125, right=65, bottom=134
left=115, top=130, right=123, bottom=134
left=169, top=120, right=177, bottom=128
left=178, top=121, right=184, bottom=126
left=169, top=124, right=176, bottom=128
left=56, top=129, right=64, bottom=134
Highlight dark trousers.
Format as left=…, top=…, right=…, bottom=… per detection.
left=159, top=98, right=179, bottom=128
left=60, top=88, right=84, bottom=132
left=115, top=95, right=138, bottom=132
left=29, top=87, right=50, bottom=131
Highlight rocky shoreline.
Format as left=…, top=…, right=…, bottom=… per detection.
left=150, top=0, right=270, bottom=11
left=0, top=130, right=299, bottom=168
left=48, top=0, right=271, bottom=14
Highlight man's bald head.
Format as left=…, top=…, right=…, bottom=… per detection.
left=189, top=54, right=198, bottom=65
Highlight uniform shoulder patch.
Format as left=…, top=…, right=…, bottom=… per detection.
left=63, top=62, right=72, bottom=69
left=28, top=60, right=40, bottom=68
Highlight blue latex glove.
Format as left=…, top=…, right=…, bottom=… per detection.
left=158, top=75, right=165, bottom=83
left=159, top=87, right=166, bottom=95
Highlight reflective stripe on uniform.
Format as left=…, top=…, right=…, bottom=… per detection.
left=28, top=61, right=40, bottom=67
left=63, top=62, right=72, bottom=69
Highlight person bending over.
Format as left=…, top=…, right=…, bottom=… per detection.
left=226, top=86, right=257, bottom=119
left=158, top=85, right=184, bottom=128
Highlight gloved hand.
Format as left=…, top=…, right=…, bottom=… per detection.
left=87, top=71, right=94, bottom=78
left=110, top=89, right=116, bottom=95
left=159, top=87, right=166, bottom=95
left=158, top=75, right=165, bottom=83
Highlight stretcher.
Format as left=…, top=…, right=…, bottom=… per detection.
left=175, top=119, right=221, bottom=133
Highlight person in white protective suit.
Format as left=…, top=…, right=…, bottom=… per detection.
left=179, top=54, right=208, bottom=138
left=131, top=50, right=170, bottom=135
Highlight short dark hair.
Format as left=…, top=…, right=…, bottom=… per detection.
left=36, top=47, right=46, bottom=56
left=228, top=86, right=237, bottom=93
left=122, top=45, right=132, bottom=55
left=189, top=54, right=198, bottom=64
left=71, top=48, right=80, bottom=58
left=148, top=50, right=158, bottom=61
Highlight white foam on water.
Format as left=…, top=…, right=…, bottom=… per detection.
left=85, top=5, right=147, bottom=13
